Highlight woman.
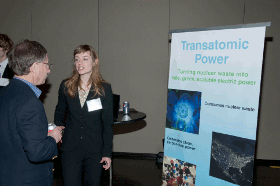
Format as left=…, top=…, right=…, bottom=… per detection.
left=54, top=45, right=113, bottom=186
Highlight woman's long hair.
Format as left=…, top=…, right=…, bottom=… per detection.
left=65, top=45, right=106, bottom=98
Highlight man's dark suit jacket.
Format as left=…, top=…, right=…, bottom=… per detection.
left=0, top=78, right=58, bottom=186
left=54, top=80, right=113, bottom=158
left=0, top=64, right=14, bottom=90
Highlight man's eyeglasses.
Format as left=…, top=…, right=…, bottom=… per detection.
left=43, top=63, right=52, bottom=69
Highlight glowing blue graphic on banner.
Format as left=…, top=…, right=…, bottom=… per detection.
left=166, top=89, right=201, bottom=134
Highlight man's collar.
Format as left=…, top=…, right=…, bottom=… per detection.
left=13, top=77, right=42, bottom=98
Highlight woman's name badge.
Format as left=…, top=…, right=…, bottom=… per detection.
left=87, top=98, right=103, bottom=112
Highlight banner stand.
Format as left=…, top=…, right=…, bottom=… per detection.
left=162, top=22, right=270, bottom=186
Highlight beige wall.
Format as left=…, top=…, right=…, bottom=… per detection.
left=99, top=0, right=169, bottom=154
left=0, top=0, right=32, bottom=41
left=1, top=0, right=280, bottom=160
left=31, top=0, right=99, bottom=120
left=245, top=0, right=280, bottom=160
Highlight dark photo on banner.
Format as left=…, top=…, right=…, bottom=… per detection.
left=209, top=131, right=255, bottom=186
left=166, top=89, right=201, bottom=134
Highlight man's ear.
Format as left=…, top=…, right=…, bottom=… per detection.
left=30, top=62, right=39, bottom=73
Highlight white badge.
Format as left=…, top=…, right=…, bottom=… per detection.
left=0, top=78, right=10, bottom=86
left=86, top=98, right=103, bottom=112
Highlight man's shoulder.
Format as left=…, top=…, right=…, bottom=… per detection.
left=9, top=78, right=32, bottom=90
left=4, top=79, right=36, bottom=100
left=0, top=79, right=40, bottom=119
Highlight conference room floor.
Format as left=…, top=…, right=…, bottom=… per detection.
left=52, top=156, right=280, bottom=186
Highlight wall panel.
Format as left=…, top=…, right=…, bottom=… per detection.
left=31, top=0, right=99, bottom=121
left=0, top=0, right=31, bottom=43
left=170, top=0, right=245, bottom=30
left=99, top=0, right=169, bottom=153
left=245, top=0, right=280, bottom=160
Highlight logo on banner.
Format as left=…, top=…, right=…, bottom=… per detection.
left=166, top=89, right=201, bottom=134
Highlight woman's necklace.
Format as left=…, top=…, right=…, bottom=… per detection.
left=79, top=81, right=91, bottom=108
left=81, top=81, right=91, bottom=91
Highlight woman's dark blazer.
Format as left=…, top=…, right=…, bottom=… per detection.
left=54, top=80, right=113, bottom=158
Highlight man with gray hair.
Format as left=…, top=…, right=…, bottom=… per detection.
left=0, top=39, right=64, bottom=186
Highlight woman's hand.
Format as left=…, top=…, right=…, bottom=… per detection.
left=100, top=157, right=111, bottom=170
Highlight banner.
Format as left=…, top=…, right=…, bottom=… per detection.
left=162, top=23, right=270, bottom=186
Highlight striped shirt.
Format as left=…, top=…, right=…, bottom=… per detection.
left=13, top=77, right=42, bottom=98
